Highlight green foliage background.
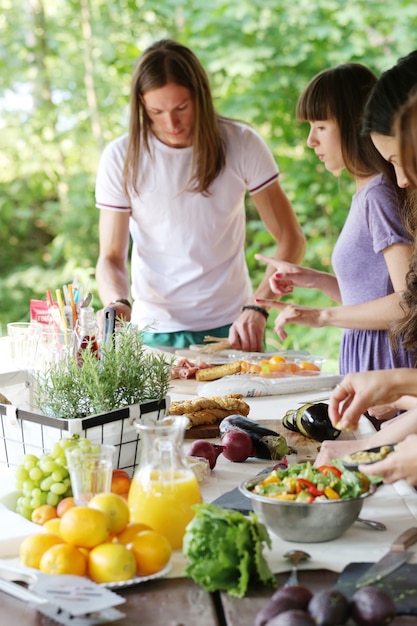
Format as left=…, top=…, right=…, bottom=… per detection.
left=2, top=0, right=417, bottom=369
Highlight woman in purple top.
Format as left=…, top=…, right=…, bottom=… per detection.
left=331, top=173, right=411, bottom=373
left=255, top=63, right=415, bottom=382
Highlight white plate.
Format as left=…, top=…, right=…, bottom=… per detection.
left=0, top=490, right=20, bottom=512
left=103, top=561, right=172, bottom=589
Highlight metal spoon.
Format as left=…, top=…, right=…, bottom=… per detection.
left=283, top=549, right=311, bottom=585
left=356, top=517, right=387, bottom=531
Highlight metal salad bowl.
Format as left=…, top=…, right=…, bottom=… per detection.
left=239, top=476, right=376, bottom=543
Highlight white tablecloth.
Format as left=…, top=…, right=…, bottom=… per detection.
left=196, top=452, right=417, bottom=575
left=165, top=384, right=417, bottom=578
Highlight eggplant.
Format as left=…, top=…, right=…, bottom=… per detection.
left=219, top=414, right=291, bottom=460
left=299, top=403, right=341, bottom=442
left=282, top=402, right=341, bottom=442
left=282, top=409, right=299, bottom=433
left=294, top=403, right=314, bottom=437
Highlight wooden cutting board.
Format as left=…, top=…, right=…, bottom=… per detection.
left=220, top=570, right=416, bottom=625
left=335, top=562, right=417, bottom=614
left=185, top=424, right=223, bottom=439
left=185, top=416, right=354, bottom=462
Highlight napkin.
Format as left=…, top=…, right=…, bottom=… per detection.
left=211, top=486, right=252, bottom=514
left=210, top=466, right=273, bottom=514
left=0, top=502, right=42, bottom=558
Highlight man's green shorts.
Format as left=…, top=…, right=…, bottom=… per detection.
left=140, top=324, right=231, bottom=349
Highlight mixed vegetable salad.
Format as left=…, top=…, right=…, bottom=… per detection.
left=250, top=461, right=370, bottom=503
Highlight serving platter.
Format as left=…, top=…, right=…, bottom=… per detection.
left=0, top=492, right=171, bottom=588
left=197, top=372, right=343, bottom=398
left=175, top=347, right=311, bottom=365
left=104, top=562, right=171, bottom=589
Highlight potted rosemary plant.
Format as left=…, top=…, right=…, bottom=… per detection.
left=34, top=323, right=173, bottom=419
left=0, top=323, right=174, bottom=470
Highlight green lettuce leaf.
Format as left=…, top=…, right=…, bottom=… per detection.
left=182, top=503, right=275, bottom=598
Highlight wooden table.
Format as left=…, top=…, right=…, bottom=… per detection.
left=2, top=570, right=417, bottom=625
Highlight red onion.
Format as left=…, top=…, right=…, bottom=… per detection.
left=221, top=430, right=255, bottom=462
left=188, top=440, right=223, bottom=469
left=272, top=456, right=289, bottom=470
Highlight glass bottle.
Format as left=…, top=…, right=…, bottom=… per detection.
left=75, top=306, right=100, bottom=364
left=127, top=415, right=202, bottom=549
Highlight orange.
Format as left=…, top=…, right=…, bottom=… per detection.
left=258, top=359, right=270, bottom=367
left=298, top=360, right=321, bottom=372
left=88, top=492, right=130, bottom=534
left=128, top=530, right=172, bottom=576
left=283, top=362, right=301, bottom=373
left=39, top=543, right=87, bottom=576
left=56, top=497, right=76, bottom=517
left=60, top=506, right=109, bottom=548
left=31, top=504, right=58, bottom=525
left=113, top=469, right=131, bottom=479
left=19, top=533, right=64, bottom=569
left=267, top=362, right=285, bottom=373
left=268, top=356, right=288, bottom=372
left=240, top=360, right=253, bottom=373
left=115, top=522, right=152, bottom=545
left=43, top=517, right=62, bottom=536
left=261, top=360, right=302, bottom=376
left=111, top=470, right=132, bottom=495
left=88, top=542, right=136, bottom=583
left=269, top=355, right=286, bottom=364
left=78, top=547, right=91, bottom=559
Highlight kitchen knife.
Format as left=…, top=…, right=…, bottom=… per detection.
left=103, top=307, right=116, bottom=349
left=355, top=526, right=417, bottom=587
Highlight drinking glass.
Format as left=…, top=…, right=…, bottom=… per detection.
left=65, top=444, right=115, bottom=506
left=7, top=322, right=42, bottom=369
left=33, top=327, right=75, bottom=369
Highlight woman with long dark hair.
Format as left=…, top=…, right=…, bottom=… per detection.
left=315, top=52, right=417, bottom=479
left=256, top=63, right=414, bottom=382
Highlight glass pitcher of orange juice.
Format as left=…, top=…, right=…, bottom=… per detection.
left=127, top=415, right=202, bottom=549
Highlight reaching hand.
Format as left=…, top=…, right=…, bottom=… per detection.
left=367, top=405, right=399, bottom=421
left=328, top=371, right=406, bottom=431
left=255, top=253, right=319, bottom=295
left=255, top=298, right=324, bottom=341
left=359, top=434, right=417, bottom=485
left=228, top=307, right=267, bottom=352
left=96, top=303, right=131, bottom=339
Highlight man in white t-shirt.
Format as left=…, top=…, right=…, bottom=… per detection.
left=95, top=39, right=305, bottom=352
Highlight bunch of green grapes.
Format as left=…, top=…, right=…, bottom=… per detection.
left=14, top=436, right=91, bottom=520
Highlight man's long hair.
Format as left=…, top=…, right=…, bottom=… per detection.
left=123, top=39, right=226, bottom=198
